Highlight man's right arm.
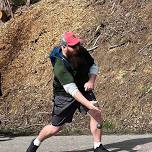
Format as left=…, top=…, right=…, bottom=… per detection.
left=63, top=82, right=100, bottom=111
left=73, top=90, right=101, bottom=112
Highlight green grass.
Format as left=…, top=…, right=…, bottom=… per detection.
left=0, top=127, right=35, bottom=136
left=102, top=120, right=115, bottom=133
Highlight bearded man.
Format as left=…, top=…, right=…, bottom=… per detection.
left=26, top=32, right=109, bottom=152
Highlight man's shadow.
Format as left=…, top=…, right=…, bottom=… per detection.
left=61, top=137, right=152, bottom=152
left=104, top=137, right=152, bottom=152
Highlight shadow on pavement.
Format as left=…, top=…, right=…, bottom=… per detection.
left=0, top=135, right=15, bottom=142
left=105, top=137, right=152, bottom=152
left=62, top=137, right=152, bottom=152
left=62, top=149, right=93, bottom=152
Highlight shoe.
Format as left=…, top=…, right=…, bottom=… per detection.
left=26, top=139, right=39, bottom=152
left=94, top=144, right=109, bottom=152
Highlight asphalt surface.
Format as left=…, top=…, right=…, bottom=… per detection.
left=0, top=135, right=152, bottom=152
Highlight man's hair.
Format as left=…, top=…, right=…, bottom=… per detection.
left=60, top=34, right=67, bottom=47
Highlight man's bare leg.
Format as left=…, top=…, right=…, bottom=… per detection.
left=37, top=124, right=63, bottom=142
left=26, top=124, right=63, bottom=152
left=88, top=109, right=102, bottom=143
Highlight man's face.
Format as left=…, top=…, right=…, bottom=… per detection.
left=66, top=43, right=80, bottom=57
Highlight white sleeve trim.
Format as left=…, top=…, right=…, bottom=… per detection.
left=89, top=64, right=99, bottom=75
left=63, top=83, right=79, bottom=96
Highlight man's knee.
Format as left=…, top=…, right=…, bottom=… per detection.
left=42, top=124, right=63, bottom=135
left=39, top=124, right=63, bottom=140
left=50, top=124, right=63, bottom=133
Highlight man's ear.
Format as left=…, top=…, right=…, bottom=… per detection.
left=61, top=46, right=65, bottom=49
left=61, top=45, right=67, bottom=50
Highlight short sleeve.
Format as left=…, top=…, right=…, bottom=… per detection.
left=54, top=59, right=74, bottom=85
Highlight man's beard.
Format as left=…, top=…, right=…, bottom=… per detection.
left=66, top=48, right=79, bottom=57
left=68, top=50, right=84, bottom=69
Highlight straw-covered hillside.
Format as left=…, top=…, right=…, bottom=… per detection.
left=0, top=0, right=152, bottom=135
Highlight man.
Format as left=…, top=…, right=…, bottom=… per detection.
left=26, top=32, right=109, bottom=152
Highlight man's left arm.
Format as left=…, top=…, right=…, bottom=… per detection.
left=84, top=64, right=99, bottom=91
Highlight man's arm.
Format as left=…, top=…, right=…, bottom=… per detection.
left=84, top=64, right=99, bottom=91
left=62, top=82, right=100, bottom=112
left=73, top=90, right=100, bottom=112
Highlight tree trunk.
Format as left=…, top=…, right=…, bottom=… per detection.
left=0, top=0, right=6, bottom=10
left=6, top=0, right=13, bottom=18
left=26, top=0, right=30, bottom=6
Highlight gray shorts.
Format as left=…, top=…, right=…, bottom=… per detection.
left=51, top=91, right=96, bottom=126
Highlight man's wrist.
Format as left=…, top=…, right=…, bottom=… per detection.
left=89, top=75, right=96, bottom=83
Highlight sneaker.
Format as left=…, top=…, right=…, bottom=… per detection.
left=26, top=139, right=39, bottom=152
left=94, top=144, right=109, bottom=152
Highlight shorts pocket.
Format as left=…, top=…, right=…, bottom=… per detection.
left=53, top=95, right=75, bottom=115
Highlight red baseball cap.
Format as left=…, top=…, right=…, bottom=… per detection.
left=63, top=32, right=80, bottom=46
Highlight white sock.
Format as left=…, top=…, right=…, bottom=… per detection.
left=94, top=142, right=101, bottom=149
left=34, top=138, right=41, bottom=146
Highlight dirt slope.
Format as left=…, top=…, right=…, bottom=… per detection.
left=0, top=0, right=152, bottom=135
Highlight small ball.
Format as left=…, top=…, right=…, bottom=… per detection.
left=97, top=123, right=102, bottom=129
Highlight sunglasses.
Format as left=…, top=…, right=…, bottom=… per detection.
left=68, top=43, right=80, bottom=49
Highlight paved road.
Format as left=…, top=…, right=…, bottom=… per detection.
left=0, top=135, right=152, bottom=152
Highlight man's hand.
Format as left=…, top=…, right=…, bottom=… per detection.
left=88, top=102, right=101, bottom=113
left=73, top=90, right=101, bottom=113
left=84, top=81, right=95, bottom=91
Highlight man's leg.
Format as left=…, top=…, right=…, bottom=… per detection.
left=26, top=124, right=63, bottom=152
left=88, top=109, right=102, bottom=143
left=88, top=109, right=109, bottom=152
left=37, top=124, right=63, bottom=141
